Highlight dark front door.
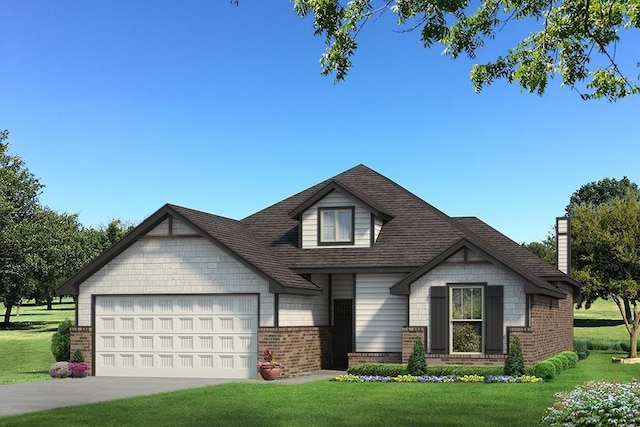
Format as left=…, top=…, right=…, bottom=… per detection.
left=333, top=299, right=353, bottom=370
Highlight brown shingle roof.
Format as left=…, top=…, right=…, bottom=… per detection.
left=58, top=164, right=579, bottom=297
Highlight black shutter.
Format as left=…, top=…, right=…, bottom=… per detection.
left=430, top=286, right=448, bottom=354
left=485, top=286, right=504, bottom=355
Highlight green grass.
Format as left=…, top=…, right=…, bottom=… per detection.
left=0, top=353, right=637, bottom=427
left=574, top=298, right=628, bottom=342
left=0, top=299, right=75, bottom=385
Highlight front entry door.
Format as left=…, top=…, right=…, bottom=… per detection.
left=333, top=299, right=353, bottom=370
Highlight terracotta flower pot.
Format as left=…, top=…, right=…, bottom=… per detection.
left=259, top=366, right=282, bottom=380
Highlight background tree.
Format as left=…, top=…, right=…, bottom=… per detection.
left=565, top=177, right=640, bottom=217
left=524, top=234, right=556, bottom=265
left=0, top=131, right=43, bottom=327
left=29, top=208, right=91, bottom=310
left=572, top=195, right=640, bottom=357
left=290, top=0, right=640, bottom=101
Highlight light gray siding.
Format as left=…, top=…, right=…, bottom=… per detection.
left=373, top=217, right=383, bottom=243
left=300, top=191, right=372, bottom=248
left=279, top=275, right=329, bottom=326
left=77, top=232, right=274, bottom=328
left=409, top=253, right=526, bottom=352
left=355, top=273, right=407, bottom=352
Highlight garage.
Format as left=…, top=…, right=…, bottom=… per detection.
left=94, top=294, right=258, bottom=379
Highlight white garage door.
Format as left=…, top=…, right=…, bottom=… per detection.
left=94, top=295, right=258, bottom=379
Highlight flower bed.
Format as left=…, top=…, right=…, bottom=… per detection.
left=331, top=374, right=542, bottom=383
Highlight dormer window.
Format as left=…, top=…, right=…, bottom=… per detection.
left=318, top=207, right=354, bottom=245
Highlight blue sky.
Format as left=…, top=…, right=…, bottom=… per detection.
left=1, top=1, right=638, bottom=244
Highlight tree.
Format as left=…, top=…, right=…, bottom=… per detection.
left=0, top=131, right=43, bottom=327
left=290, top=0, right=640, bottom=101
left=572, top=194, right=640, bottom=357
left=565, top=177, right=640, bottom=217
left=524, top=234, right=556, bottom=265
left=29, top=208, right=91, bottom=310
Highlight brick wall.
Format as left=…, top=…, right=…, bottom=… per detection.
left=402, top=326, right=427, bottom=363
left=348, top=352, right=402, bottom=367
left=509, top=283, right=575, bottom=365
left=258, top=326, right=332, bottom=378
left=70, top=326, right=93, bottom=375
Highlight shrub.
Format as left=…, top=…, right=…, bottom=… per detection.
left=504, top=335, right=525, bottom=376
left=541, top=380, right=640, bottom=426
left=547, top=357, right=564, bottom=374
left=573, top=339, right=589, bottom=360
left=531, top=360, right=555, bottom=381
left=71, top=349, right=85, bottom=363
left=426, top=365, right=503, bottom=376
left=559, top=351, right=578, bottom=368
left=348, top=363, right=408, bottom=377
left=49, top=362, right=71, bottom=379
left=51, top=319, right=73, bottom=362
left=407, top=335, right=427, bottom=376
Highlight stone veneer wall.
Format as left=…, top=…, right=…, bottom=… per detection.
left=258, top=326, right=332, bottom=378
left=70, top=326, right=93, bottom=375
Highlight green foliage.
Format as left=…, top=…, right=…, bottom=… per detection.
left=560, top=351, right=579, bottom=368
left=291, top=0, right=640, bottom=101
left=542, top=380, right=640, bottom=426
left=504, top=335, right=525, bottom=376
left=531, top=360, right=556, bottom=381
left=347, top=363, right=408, bottom=377
left=51, top=319, right=72, bottom=362
left=71, top=349, right=85, bottom=363
left=426, top=365, right=504, bottom=377
left=566, top=177, right=640, bottom=217
left=523, top=236, right=556, bottom=266
left=548, top=357, right=565, bottom=374
left=406, top=335, right=427, bottom=376
left=573, top=339, right=588, bottom=360
left=572, top=194, right=640, bottom=357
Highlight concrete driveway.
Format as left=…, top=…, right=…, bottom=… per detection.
left=0, top=371, right=342, bottom=417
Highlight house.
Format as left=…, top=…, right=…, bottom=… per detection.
left=57, top=165, right=580, bottom=378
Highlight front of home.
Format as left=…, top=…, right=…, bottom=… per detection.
left=58, top=165, right=580, bottom=378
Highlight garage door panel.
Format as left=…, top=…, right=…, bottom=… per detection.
left=95, top=295, right=258, bottom=378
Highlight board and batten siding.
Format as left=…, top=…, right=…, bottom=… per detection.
left=300, top=191, right=372, bottom=248
left=77, top=220, right=275, bottom=327
left=355, top=274, right=407, bottom=352
left=278, top=275, right=329, bottom=326
left=409, top=250, right=526, bottom=353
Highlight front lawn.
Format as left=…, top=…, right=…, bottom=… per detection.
left=0, top=353, right=637, bottom=427
left=0, top=300, right=75, bottom=385
left=573, top=298, right=628, bottom=342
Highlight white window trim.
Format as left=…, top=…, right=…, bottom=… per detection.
left=449, top=285, right=484, bottom=354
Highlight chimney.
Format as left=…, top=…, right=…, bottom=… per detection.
left=556, top=217, right=571, bottom=275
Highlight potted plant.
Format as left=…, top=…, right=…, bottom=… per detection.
left=257, top=348, right=283, bottom=380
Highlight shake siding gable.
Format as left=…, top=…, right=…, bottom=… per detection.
left=301, top=191, right=372, bottom=248
left=77, top=237, right=275, bottom=327
left=410, top=262, right=526, bottom=353
left=355, top=274, right=407, bottom=352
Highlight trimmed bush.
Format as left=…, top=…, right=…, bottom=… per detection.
left=348, top=364, right=408, bottom=377
left=504, top=335, right=525, bottom=376
left=531, top=360, right=555, bottom=381
left=574, top=339, right=589, bottom=360
left=71, top=349, right=85, bottom=363
left=407, top=335, right=427, bottom=376
left=51, top=319, right=73, bottom=362
left=548, top=357, right=564, bottom=374
left=541, top=380, right=640, bottom=426
left=426, top=366, right=504, bottom=377
left=560, top=351, right=578, bottom=368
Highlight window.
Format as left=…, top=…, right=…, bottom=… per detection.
left=318, top=207, right=354, bottom=245
left=450, top=286, right=483, bottom=353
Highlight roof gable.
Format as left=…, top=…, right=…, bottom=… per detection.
left=288, top=179, right=393, bottom=221
left=57, top=204, right=321, bottom=296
